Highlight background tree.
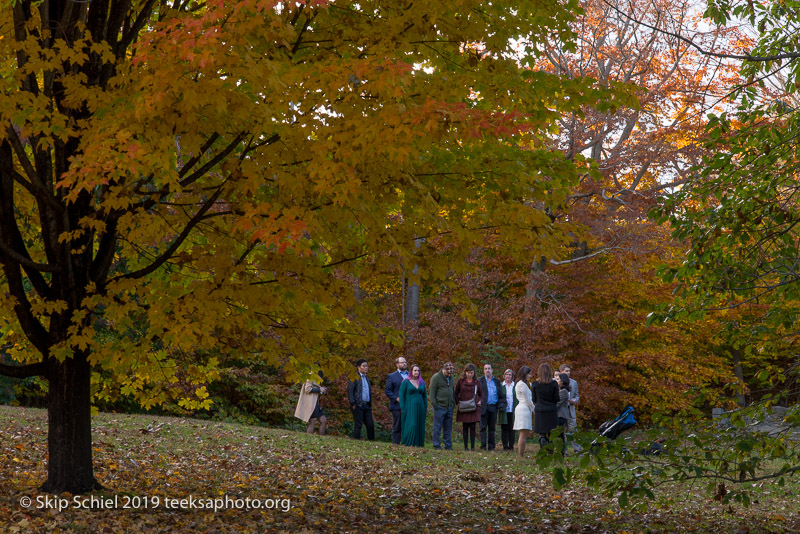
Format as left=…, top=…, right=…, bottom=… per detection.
left=651, top=0, right=800, bottom=405
left=373, top=0, right=751, bottom=421
left=535, top=0, right=749, bottom=259
left=523, top=0, right=753, bottom=415
left=347, top=0, right=761, bottom=424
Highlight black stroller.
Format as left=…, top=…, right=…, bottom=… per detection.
left=592, top=405, right=636, bottom=447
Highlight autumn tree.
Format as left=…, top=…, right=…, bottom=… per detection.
left=373, top=0, right=760, bottom=421
left=515, top=0, right=752, bottom=411
left=650, top=0, right=800, bottom=405
left=0, top=0, right=619, bottom=493
left=534, top=0, right=752, bottom=259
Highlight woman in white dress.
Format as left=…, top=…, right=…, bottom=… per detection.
left=513, top=366, right=535, bottom=457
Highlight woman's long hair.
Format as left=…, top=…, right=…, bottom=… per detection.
left=537, top=363, right=553, bottom=383
left=404, top=364, right=425, bottom=385
left=558, top=373, right=570, bottom=392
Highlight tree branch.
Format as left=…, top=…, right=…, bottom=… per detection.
left=117, top=184, right=227, bottom=281
left=0, top=360, right=47, bottom=379
left=549, top=246, right=624, bottom=265
left=0, top=240, right=60, bottom=273
left=602, top=0, right=800, bottom=62
left=116, top=0, right=158, bottom=57
left=132, top=133, right=245, bottom=215
left=177, top=133, right=220, bottom=179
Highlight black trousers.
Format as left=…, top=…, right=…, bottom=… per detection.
left=500, top=411, right=515, bottom=450
left=352, top=404, right=375, bottom=440
left=480, top=404, right=498, bottom=450
left=390, top=409, right=402, bottom=444
left=462, top=421, right=477, bottom=449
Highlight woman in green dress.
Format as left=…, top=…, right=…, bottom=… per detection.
left=399, top=364, right=427, bottom=447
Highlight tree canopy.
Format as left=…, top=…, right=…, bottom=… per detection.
left=650, top=0, right=800, bottom=363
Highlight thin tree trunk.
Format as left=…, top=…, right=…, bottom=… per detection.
left=731, top=348, right=747, bottom=407
left=405, top=238, right=423, bottom=326
left=405, top=274, right=419, bottom=324
left=41, top=352, right=101, bottom=494
left=401, top=264, right=406, bottom=333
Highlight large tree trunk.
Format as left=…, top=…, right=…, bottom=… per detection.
left=526, top=255, right=548, bottom=300
left=41, top=352, right=101, bottom=494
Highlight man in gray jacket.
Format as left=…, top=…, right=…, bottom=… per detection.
left=559, top=363, right=580, bottom=450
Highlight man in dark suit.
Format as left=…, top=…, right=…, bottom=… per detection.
left=479, top=363, right=506, bottom=450
left=384, top=356, right=409, bottom=444
left=348, top=359, right=375, bottom=440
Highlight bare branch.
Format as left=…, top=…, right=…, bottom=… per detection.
left=534, top=290, right=604, bottom=341
left=602, top=0, right=800, bottom=62
left=549, top=246, right=625, bottom=265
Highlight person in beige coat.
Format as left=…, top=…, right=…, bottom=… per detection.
left=295, top=379, right=328, bottom=435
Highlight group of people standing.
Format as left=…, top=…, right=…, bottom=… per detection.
left=294, top=357, right=579, bottom=457
left=386, top=358, right=579, bottom=455
left=512, top=363, right=579, bottom=456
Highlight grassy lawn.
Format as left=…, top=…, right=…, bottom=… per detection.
left=1, top=405, right=798, bottom=533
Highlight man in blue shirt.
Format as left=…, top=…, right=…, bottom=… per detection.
left=479, top=363, right=505, bottom=450
left=347, top=359, right=375, bottom=440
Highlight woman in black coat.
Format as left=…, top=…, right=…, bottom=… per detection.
left=531, top=363, right=560, bottom=450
